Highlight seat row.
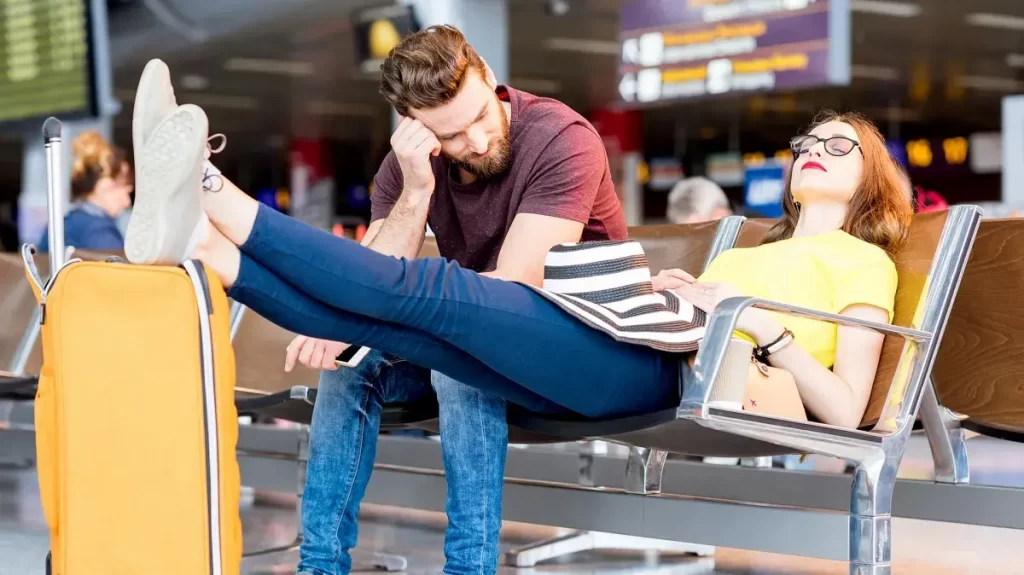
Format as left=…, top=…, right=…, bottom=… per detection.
left=5, top=205, right=1024, bottom=572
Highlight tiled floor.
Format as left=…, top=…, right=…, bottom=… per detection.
left=3, top=434, right=1024, bottom=574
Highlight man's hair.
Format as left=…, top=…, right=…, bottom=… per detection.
left=666, top=177, right=730, bottom=223
left=379, top=25, right=487, bottom=117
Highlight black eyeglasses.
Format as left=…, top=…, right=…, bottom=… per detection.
left=789, top=135, right=862, bottom=157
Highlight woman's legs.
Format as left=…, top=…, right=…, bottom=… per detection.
left=229, top=251, right=567, bottom=414
left=230, top=218, right=678, bottom=417
left=211, top=192, right=678, bottom=418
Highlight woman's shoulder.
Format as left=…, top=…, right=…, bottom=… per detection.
left=832, top=231, right=893, bottom=259
left=829, top=232, right=897, bottom=275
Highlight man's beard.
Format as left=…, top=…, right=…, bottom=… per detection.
left=448, top=99, right=511, bottom=179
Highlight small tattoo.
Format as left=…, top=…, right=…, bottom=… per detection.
left=203, top=170, right=224, bottom=193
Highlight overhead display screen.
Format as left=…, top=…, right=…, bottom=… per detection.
left=618, top=0, right=851, bottom=104
left=353, top=4, right=421, bottom=74
left=0, top=0, right=94, bottom=126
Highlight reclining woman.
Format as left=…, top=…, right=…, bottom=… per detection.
left=126, top=103, right=913, bottom=430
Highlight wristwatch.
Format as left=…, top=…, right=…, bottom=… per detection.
left=754, top=328, right=795, bottom=362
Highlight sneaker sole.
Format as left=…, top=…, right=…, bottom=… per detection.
left=125, top=105, right=207, bottom=265
left=132, top=59, right=177, bottom=165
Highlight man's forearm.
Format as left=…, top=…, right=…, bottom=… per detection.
left=365, top=189, right=431, bottom=259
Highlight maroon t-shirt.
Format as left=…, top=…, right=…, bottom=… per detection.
left=370, top=86, right=627, bottom=272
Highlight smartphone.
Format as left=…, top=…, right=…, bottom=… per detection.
left=335, top=345, right=371, bottom=368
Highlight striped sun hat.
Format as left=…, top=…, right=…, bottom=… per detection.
left=525, top=240, right=707, bottom=353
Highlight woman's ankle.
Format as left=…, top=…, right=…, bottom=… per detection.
left=201, top=173, right=257, bottom=246
left=190, top=223, right=240, bottom=287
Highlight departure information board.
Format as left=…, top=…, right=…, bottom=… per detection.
left=0, top=0, right=94, bottom=126
left=618, top=0, right=851, bottom=104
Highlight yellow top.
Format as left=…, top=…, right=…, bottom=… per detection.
left=697, top=230, right=898, bottom=368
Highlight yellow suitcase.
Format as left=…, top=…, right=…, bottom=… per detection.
left=23, top=117, right=242, bottom=575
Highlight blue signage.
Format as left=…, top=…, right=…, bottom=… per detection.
left=744, top=163, right=786, bottom=218
left=618, top=0, right=851, bottom=104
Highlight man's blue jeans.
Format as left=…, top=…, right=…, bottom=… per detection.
left=297, top=353, right=507, bottom=575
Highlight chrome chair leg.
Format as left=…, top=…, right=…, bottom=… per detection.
left=848, top=455, right=897, bottom=575
left=625, top=446, right=667, bottom=494
left=919, top=381, right=970, bottom=484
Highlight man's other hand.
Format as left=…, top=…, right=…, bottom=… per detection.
left=285, top=335, right=352, bottom=372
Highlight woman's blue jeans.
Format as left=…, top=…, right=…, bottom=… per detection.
left=226, top=204, right=682, bottom=420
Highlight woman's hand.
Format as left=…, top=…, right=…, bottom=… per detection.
left=675, top=281, right=769, bottom=338
left=652, top=268, right=695, bottom=292
left=674, top=281, right=740, bottom=314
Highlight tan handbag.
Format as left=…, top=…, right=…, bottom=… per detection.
left=691, top=338, right=809, bottom=422
left=745, top=357, right=808, bottom=421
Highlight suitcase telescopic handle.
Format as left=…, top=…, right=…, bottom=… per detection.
left=43, top=117, right=65, bottom=273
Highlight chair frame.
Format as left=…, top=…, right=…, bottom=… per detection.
left=676, top=205, right=982, bottom=573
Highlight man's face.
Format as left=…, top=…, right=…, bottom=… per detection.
left=412, top=69, right=511, bottom=178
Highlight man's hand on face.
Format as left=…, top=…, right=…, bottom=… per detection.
left=391, top=116, right=441, bottom=197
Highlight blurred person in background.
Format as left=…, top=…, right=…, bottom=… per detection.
left=666, top=176, right=733, bottom=223
left=40, top=131, right=133, bottom=252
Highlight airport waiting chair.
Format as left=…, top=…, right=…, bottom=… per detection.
left=494, top=206, right=981, bottom=572
left=669, top=206, right=979, bottom=572
left=228, top=208, right=984, bottom=572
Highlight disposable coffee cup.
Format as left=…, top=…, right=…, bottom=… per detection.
left=707, top=338, right=753, bottom=411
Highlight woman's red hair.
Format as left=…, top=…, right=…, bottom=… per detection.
left=762, top=110, right=914, bottom=258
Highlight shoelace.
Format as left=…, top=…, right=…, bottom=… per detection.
left=202, top=134, right=227, bottom=193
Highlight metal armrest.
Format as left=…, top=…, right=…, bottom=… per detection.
left=678, top=295, right=930, bottom=461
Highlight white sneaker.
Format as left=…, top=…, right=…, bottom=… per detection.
left=132, top=59, right=178, bottom=158
left=125, top=104, right=210, bottom=265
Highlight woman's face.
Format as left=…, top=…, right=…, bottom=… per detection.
left=92, top=161, right=134, bottom=217
left=790, top=120, right=864, bottom=206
